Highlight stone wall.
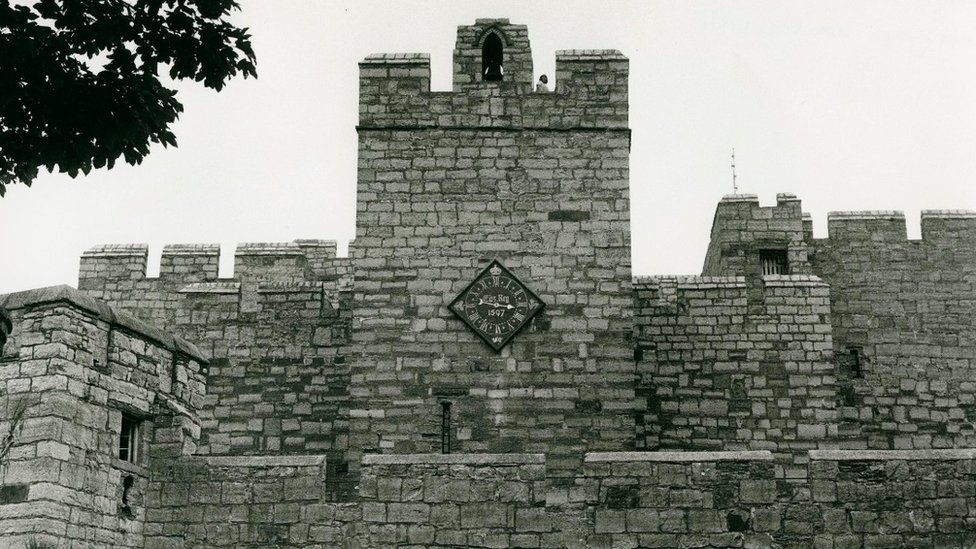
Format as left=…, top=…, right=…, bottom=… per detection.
left=348, top=18, right=637, bottom=478
left=0, top=286, right=205, bottom=548
left=356, top=454, right=551, bottom=547
left=634, top=274, right=838, bottom=474
left=701, top=194, right=813, bottom=279
left=137, top=449, right=976, bottom=548
left=144, top=455, right=356, bottom=548
left=698, top=193, right=976, bottom=453
left=805, top=449, right=976, bottom=548
left=810, top=211, right=976, bottom=450
left=77, top=243, right=353, bottom=462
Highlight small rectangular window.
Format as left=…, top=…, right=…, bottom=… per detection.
left=849, top=348, right=863, bottom=378
left=760, top=249, right=789, bottom=275
left=440, top=402, right=452, bottom=454
left=119, top=414, right=140, bottom=463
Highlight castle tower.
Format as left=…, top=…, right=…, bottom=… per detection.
left=349, top=19, right=636, bottom=474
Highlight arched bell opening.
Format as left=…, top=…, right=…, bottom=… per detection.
left=481, top=32, right=504, bottom=82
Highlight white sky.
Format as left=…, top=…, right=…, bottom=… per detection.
left=2, top=1, right=976, bottom=294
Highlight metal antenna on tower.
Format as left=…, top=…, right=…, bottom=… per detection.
left=731, top=148, right=738, bottom=194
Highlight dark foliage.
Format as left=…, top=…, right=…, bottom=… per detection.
left=0, top=0, right=257, bottom=195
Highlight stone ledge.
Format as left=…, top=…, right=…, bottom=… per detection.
left=257, top=282, right=325, bottom=294
left=179, top=282, right=240, bottom=294
left=585, top=450, right=774, bottom=463
left=362, top=453, right=545, bottom=465
left=162, top=244, right=220, bottom=256
left=634, top=275, right=747, bottom=290
left=556, top=49, right=627, bottom=61
left=361, top=53, right=430, bottom=65
left=235, top=242, right=304, bottom=256
left=921, top=210, right=976, bottom=219
left=809, top=449, right=976, bottom=461
left=720, top=194, right=759, bottom=204
left=0, top=285, right=207, bottom=363
left=81, top=243, right=148, bottom=257
left=762, top=274, right=828, bottom=287
left=196, top=455, right=327, bottom=467
left=828, top=210, right=905, bottom=220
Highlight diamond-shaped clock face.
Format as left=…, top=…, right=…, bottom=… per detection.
left=449, top=260, right=545, bottom=352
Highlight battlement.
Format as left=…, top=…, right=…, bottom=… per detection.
left=825, top=210, right=907, bottom=242
left=811, top=209, right=976, bottom=244
left=358, top=20, right=628, bottom=129
left=160, top=244, right=220, bottom=281
left=79, top=240, right=351, bottom=289
left=635, top=273, right=827, bottom=313
left=703, top=193, right=810, bottom=277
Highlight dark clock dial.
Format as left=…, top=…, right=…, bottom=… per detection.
left=449, top=260, right=544, bottom=352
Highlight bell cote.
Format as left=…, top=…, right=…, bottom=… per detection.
left=453, top=19, right=533, bottom=91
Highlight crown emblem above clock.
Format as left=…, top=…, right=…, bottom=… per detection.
left=449, top=260, right=544, bottom=352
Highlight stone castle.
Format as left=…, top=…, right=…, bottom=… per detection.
left=1, top=18, right=975, bottom=548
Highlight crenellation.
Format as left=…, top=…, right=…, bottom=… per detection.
left=359, top=28, right=628, bottom=130
left=826, top=210, right=908, bottom=242
left=6, top=16, right=976, bottom=548
left=159, top=243, right=220, bottom=282
left=78, top=244, right=148, bottom=289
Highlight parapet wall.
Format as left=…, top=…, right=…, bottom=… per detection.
left=358, top=50, right=628, bottom=129
left=77, top=243, right=355, bottom=462
left=696, top=193, right=976, bottom=453
left=142, top=449, right=976, bottom=548
left=144, top=454, right=356, bottom=548
left=634, top=274, right=837, bottom=467
left=809, top=209, right=976, bottom=450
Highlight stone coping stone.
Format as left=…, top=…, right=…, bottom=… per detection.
left=776, top=192, right=799, bottom=202
left=921, top=210, right=976, bottom=219
left=162, top=243, right=220, bottom=255
left=195, top=455, right=327, bottom=467
left=556, top=49, right=627, bottom=61
left=82, top=243, right=149, bottom=257
left=762, top=274, right=827, bottom=287
left=634, top=275, right=745, bottom=289
left=361, top=53, right=430, bottom=65
left=828, top=210, right=905, bottom=220
left=362, top=453, right=545, bottom=466
left=293, top=239, right=338, bottom=247
left=809, top=449, right=976, bottom=461
left=0, top=285, right=207, bottom=363
left=585, top=451, right=774, bottom=463
left=720, top=194, right=759, bottom=204
left=179, top=282, right=240, bottom=294
left=257, top=282, right=325, bottom=294
left=235, top=242, right=304, bottom=256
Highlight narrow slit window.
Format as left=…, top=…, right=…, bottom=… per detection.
left=760, top=249, right=789, bottom=275
left=849, top=348, right=863, bottom=378
left=119, top=414, right=140, bottom=462
left=440, top=402, right=452, bottom=454
left=482, top=33, right=503, bottom=82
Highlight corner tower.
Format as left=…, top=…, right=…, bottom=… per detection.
left=350, top=19, right=636, bottom=474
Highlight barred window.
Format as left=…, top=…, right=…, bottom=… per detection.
left=760, top=249, right=789, bottom=275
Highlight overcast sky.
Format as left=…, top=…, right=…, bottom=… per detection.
left=2, top=1, right=975, bottom=294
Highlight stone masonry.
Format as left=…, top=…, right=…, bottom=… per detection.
left=1, top=17, right=976, bottom=548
